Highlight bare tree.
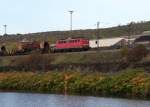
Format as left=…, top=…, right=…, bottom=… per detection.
left=14, top=53, right=53, bottom=72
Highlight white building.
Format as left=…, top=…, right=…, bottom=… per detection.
left=89, top=37, right=126, bottom=49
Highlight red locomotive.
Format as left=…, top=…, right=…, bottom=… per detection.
left=53, top=37, right=89, bottom=52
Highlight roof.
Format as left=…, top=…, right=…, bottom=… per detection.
left=59, top=37, right=88, bottom=41
left=90, top=37, right=125, bottom=47
left=99, top=37, right=125, bottom=47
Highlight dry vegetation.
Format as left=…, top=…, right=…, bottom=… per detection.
left=0, top=44, right=149, bottom=73
left=0, top=69, right=150, bottom=99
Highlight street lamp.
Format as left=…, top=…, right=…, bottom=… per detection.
left=3, top=25, right=7, bottom=35
left=69, top=10, right=73, bottom=32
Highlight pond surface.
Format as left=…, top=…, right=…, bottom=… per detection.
left=0, top=92, right=150, bottom=107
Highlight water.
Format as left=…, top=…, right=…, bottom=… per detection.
left=0, top=92, right=149, bottom=107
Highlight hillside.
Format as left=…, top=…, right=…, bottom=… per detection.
left=0, top=21, right=150, bottom=50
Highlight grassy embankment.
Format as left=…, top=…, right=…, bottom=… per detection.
left=0, top=48, right=149, bottom=72
left=0, top=69, right=150, bottom=99
left=0, top=51, right=120, bottom=65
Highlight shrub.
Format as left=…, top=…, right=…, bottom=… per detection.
left=130, top=45, right=149, bottom=62
left=14, top=53, right=53, bottom=72
left=120, top=45, right=149, bottom=65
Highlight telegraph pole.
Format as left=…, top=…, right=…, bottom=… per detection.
left=97, top=22, right=100, bottom=38
left=97, top=21, right=100, bottom=48
left=69, top=11, right=73, bottom=35
left=3, top=25, right=7, bottom=35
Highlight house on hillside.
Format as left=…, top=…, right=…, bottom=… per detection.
left=134, top=35, right=150, bottom=47
left=132, top=31, right=150, bottom=47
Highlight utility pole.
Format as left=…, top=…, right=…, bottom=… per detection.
left=97, top=22, right=100, bottom=30
left=3, top=25, right=7, bottom=35
left=96, top=21, right=100, bottom=48
left=69, top=10, right=73, bottom=36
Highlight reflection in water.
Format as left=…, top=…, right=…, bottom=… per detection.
left=0, top=92, right=149, bottom=107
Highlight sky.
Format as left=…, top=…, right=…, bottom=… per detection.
left=0, top=0, right=150, bottom=34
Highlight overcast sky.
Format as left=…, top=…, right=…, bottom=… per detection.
left=0, top=0, right=150, bottom=34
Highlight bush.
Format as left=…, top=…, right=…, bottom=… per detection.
left=120, top=45, right=149, bottom=65
left=131, top=45, right=149, bottom=62
left=14, top=53, right=53, bottom=72
left=120, top=47, right=130, bottom=63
